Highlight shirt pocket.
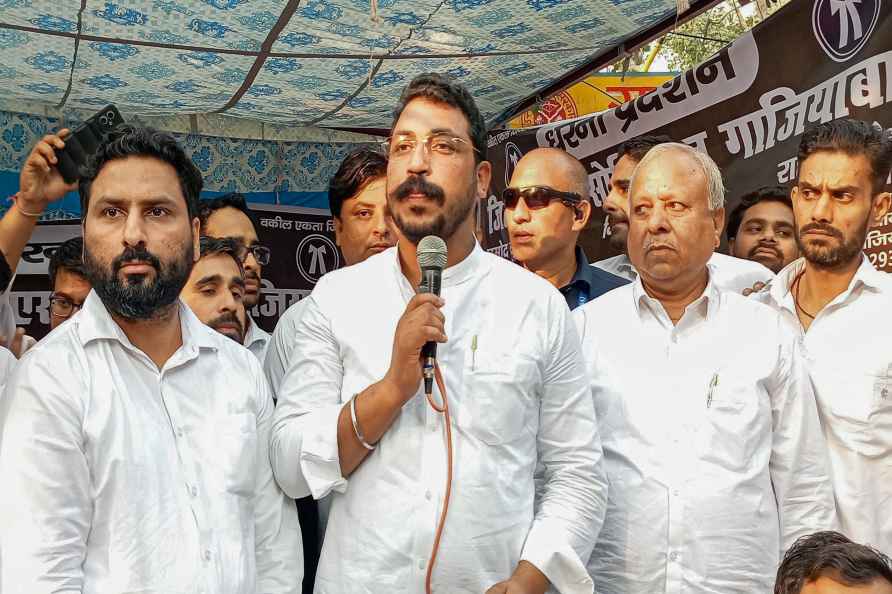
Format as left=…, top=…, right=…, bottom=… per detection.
left=818, top=364, right=892, bottom=457
left=216, top=412, right=257, bottom=497
left=462, top=354, right=538, bottom=446
left=698, top=378, right=766, bottom=472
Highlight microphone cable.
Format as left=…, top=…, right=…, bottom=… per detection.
left=424, top=362, right=453, bottom=594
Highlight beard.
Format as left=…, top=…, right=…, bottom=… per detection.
left=84, top=243, right=193, bottom=321
left=796, top=218, right=868, bottom=269
left=389, top=175, right=476, bottom=245
left=606, top=213, right=629, bottom=252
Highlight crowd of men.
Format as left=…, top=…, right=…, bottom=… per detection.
left=0, top=72, right=891, bottom=594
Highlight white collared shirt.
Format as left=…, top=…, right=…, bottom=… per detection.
left=264, top=298, right=311, bottom=396
left=0, top=345, right=14, bottom=390
left=594, top=252, right=774, bottom=293
left=271, top=244, right=606, bottom=594
left=0, top=291, right=303, bottom=594
left=574, top=272, right=836, bottom=593
left=244, top=316, right=271, bottom=362
left=758, top=256, right=892, bottom=553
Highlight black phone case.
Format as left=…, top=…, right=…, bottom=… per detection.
left=57, top=105, right=125, bottom=183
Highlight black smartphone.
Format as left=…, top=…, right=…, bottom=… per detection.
left=56, top=105, right=125, bottom=183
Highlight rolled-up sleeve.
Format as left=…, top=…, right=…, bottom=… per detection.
left=767, top=330, right=838, bottom=551
left=521, top=299, right=607, bottom=594
left=251, top=363, right=304, bottom=594
left=0, top=352, right=91, bottom=594
left=270, top=294, right=348, bottom=501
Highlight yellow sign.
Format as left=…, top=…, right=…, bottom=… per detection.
left=508, top=72, right=676, bottom=129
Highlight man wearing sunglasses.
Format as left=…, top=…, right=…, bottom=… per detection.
left=505, top=148, right=628, bottom=310
left=47, top=236, right=91, bottom=331
left=200, top=193, right=272, bottom=361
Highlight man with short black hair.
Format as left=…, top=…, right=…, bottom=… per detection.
left=0, top=125, right=302, bottom=593
left=265, top=148, right=395, bottom=395
left=200, top=192, right=271, bottom=360
left=181, top=236, right=247, bottom=344
left=47, top=236, right=91, bottom=330
left=758, top=119, right=892, bottom=553
left=272, top=73, right=605, bottom=594
left=775, top=531, right=892, bottom=594
left=727, top=186, right=799, bottom=273
left=596, top=134, right=775, bottom=291
left=505, top=148, right=628, bottom=309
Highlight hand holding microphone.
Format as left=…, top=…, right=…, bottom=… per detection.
left=384, top=236, right=449, bottom=402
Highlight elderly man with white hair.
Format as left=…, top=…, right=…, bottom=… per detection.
left=574, top=143, right=837, bottom=594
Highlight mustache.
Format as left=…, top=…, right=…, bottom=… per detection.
left=644, top=240, right=676, bottom=253
left=747, top=241, right=782, bottom=260
left=208, top=311, right=243, bottom=334
left=112, top=246, right=161, bottom=275
left=392, top=176, right=446, bottom=205
left=799, top=222, right=844, bottom=241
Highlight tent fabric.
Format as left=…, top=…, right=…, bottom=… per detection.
left=0, top=109, right=365, bottom=216
left=0, top=0, right=679, bottom=130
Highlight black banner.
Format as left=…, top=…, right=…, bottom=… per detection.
left=485, top=0, right=892, bottom=271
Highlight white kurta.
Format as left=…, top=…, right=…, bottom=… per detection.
left=271, top=244, right=606, bottom=594
left=575, top=273, right=837, bottom=593
left=758, top=256, right=892, bottom=553
left=264, top=297, right=311, bottom=396
left=0, top=291, right=303, bottom=594
left=244, top=316, right=271, bottom=362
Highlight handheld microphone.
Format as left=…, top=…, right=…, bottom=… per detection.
left=416, top=235, right=448, bottom=396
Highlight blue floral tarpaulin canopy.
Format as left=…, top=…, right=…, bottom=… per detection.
left=0, top=0, right=684, bottom=133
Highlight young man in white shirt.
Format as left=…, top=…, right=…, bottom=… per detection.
left=757, top=119, right=892, bottom=553
left=271, top=73, right=606, bottom=594
left=264, top=148, right=395, bottom=396
left=0, top=125, right=302, bottom=594
left=596, top=133, right=775, bottom=292
left=200, top=193, right=271, bottom=361
left=575, top=142, right=836, bottom=593
left=180, top=235, right=248, bottom=344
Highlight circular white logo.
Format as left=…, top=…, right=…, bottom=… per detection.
left=812, top=0, right=880, bottom=63
left=504, top=142, right=524, bottom=187
left=295, top=234, right=340, bottom=284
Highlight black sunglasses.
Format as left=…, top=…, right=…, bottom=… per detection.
left=502, top=186, right=584, bottom=210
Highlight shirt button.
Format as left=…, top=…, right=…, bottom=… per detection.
left=669, top=552, right=679, bottom=562
left=189, top=485, right=198, bottom=497
left=429, top=424, right=437, bottom=433
left=418, top=559, right=426, bottom=570
left=176, top=428, right=184, bottom=438
left=203, top=550, right=212, bottom=562
left=425, top=490, right=432, bottom=501
left=672, top=490, right=680, bottom=497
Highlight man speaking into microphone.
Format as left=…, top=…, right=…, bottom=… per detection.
left=271, top=74, right=606, bottom=594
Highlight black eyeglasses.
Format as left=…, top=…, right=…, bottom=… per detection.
left=49, top=294, right=84, bottom=319
left=236, top=244, right=271, bottom=266
left=502, top=186, right=584, bottom=210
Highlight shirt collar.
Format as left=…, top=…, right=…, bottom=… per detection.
left=563, top=246, right=594, bottom=293
left=77, top=290, right=217, bottom=353
left=243, top=316, right=270, bottom=349
left=631, top=264, right=722, bottom=325
left=770, top=254, right=887, bottom=306
left=390, top=239, right=488, bottom=290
